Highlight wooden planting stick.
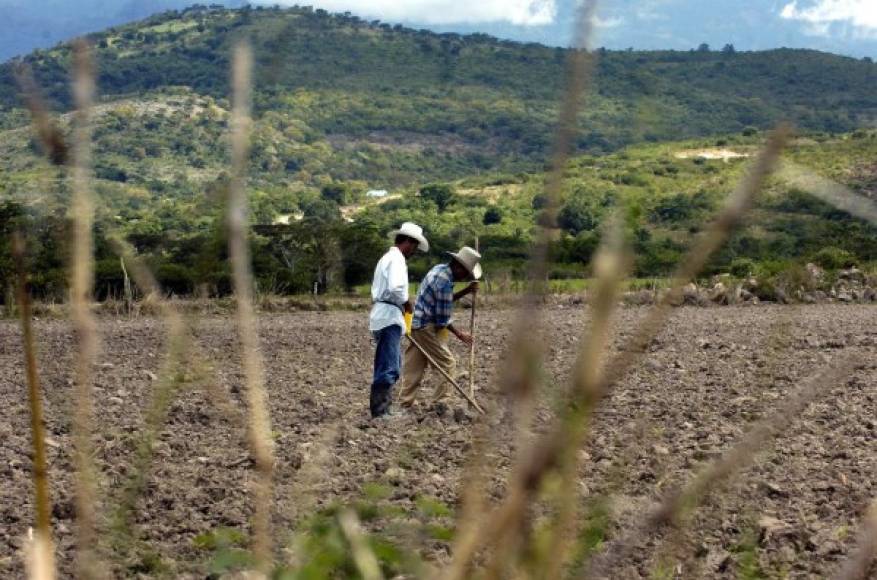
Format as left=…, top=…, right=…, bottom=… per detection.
left=468, top=237, right=479, bottom=398
left=406, top=334, right=485, bottom=415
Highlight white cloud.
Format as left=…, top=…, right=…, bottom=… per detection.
left=780, top=0, right=877, bottom=37
left=260, top=0, right=557, bottom=26
left=593, top=15, right=623, bottom=29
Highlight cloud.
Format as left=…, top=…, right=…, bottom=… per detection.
left=593, top=15, right=623, bottom=29
left=780, top=0, right=877, bottom=37
left=258, top=0, right=557, bottom=26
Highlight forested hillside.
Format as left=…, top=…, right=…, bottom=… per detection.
left=1, top=5, right=876, bottom=301
left=3, top=127, right=876, bottom=300
left=1, top=4, right=876, bottom=187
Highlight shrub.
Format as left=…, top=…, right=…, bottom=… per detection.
left=321, top=183, right=352, bottom=205
left=811, top=247, right=855, bottom=269
left=729, top=258, right=756, bottom=278
left=156, top=263, right=196, bottom=295
left=635, top=238, right=685, bottom=277
left=615, top=172, right=651, bottom=187
left=482, top=207, right=503, bottom=225
left=419, top=183, right=455, bottom=212
left=94, top=258, right=126, bottom=300
left=558, top=199, right=599, bottom=235
left=650, top=193, right=694, bottom=223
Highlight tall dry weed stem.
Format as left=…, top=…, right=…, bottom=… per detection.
left=13, top=234, right=56, bottom=580
left=104, top=239, right=193, bottom=556
left=443, top=4, right=599, bottom=577
left=832, top=499, right=877, bottom=580
left=780, top=161, right=877, bottom=226
left=587, top=349, right=862, bottom=577
left=69, top=40, right=102, bottom=579
left=603, top=126, right=790, bottom=390
left=539, top=217, right=628, bottom=577
left=449, top=125, right=789, bottom=579
left=339, top=509, right=385, bottom=580
left=228, top=41, right=276, bottom=575
left=24, top=531, right=56, bottom=580
left=13, top=66, right=69, bottom=166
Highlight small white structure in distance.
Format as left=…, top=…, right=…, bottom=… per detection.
left=366, top=189, right=389, bottom=198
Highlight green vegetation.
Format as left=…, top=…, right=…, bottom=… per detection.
left=2, top=3, right=877, bottom=189
left=1, top=5, right=876, bottom=302
left=3, top=129, right=877, bottom=301
left=188, top=482, right=455, bottom=578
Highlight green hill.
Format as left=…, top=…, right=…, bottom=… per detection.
left=1, top=5, right=876, bottom=300
left=1, top=4, right=876, bottom=189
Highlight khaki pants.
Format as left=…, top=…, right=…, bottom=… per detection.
left=400, top=326, right=456, bottom=407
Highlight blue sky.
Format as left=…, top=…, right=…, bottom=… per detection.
left=1, top=0, right=875, bottom=61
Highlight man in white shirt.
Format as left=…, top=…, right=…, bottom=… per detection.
left=369, top=222, right=429, bottom=418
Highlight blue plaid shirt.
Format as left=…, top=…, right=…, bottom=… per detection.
left=412, top=263, right=455, bottom=330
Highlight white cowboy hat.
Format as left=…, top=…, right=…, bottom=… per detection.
left=389, top=222, right=429, bottom=252
left=448, top=246, right=482, bottom=280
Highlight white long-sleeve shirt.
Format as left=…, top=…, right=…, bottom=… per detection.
left=369, top=246, right=408, bottom=332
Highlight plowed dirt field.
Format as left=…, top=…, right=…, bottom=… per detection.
left=0, top=304, right=875, bottom=578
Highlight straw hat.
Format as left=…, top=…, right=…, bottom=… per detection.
left=448, top=246, right=482, bottom=280
left=390, top=222, right=429, bottom=252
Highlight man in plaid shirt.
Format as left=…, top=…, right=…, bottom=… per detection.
left=399, top=246, right=481, bottom=411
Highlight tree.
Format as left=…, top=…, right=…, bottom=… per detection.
left=419, top=183, right=455, bottom=212
left=721, top=44, right=736, bottom=54
left=557, top=198, right=599, bottom=235
left=483, top=207, right=503, bottom=225
left=697, top=43, right=710, bottom=52
left=321, top=183, right=352, bottom=205
left=0, top=201, right=25, bottom=304
left=338, top=222, right=386, bottom=289
left=301, top=199, right=342, bottom=223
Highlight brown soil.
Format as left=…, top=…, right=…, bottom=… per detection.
left=0, top=305, right=875, bottom=578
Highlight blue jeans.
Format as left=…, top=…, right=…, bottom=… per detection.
left=371, top=324, right=402, bottom=417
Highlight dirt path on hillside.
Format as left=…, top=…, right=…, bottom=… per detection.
left=0, top=305, right=874, bottom=578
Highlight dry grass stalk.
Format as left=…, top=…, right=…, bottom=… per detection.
left=451, top=126, right=790, bottom=578
left=654, top=356, right=856, bottom=515
left=832, top=499, right=877, bottom=580
left=24, top=529, right=56, bottom=580
left=13, top=66, right=69, bottom=167
left=110, top=240, right=246, bottom=429
left=501, top=0, right=599, bottom=400
left=13, top=234, right=56, bottom=580
left=538, top=217, right=628, bottom=578
left=482, top=217, right=627, bottom=580
left=601, top=126, right=791, bottom=391
left=779, top=161, right=877, bottom=226
left=434, top=414, right=492, bottom=580
left=119, top=257, right=134, bottom=314
left=16, top=67, right=245, bottom=558
left=586, top=349, right=861, bottom=577
left=69, top=39, right=102, bottom=579
left=228, top=40, right=276, bottom=575
left=104, top=238, right=191, bottom=556
left=443, top=5, right=600, bottom=577
left=338, top=509, right=385, bottom=580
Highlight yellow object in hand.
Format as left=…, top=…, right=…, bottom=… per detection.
left=437, top=327, right=449, bottom=341
left=404, top=312, right=413, bottom=335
